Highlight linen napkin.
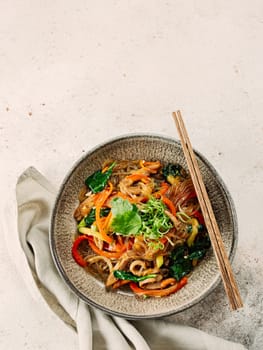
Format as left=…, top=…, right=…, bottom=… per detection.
left=3, top=167, right=247, bottom=350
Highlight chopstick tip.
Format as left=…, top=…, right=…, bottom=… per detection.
left=172, top=111, right=182, bottom=125
left=172, top=110, right=182, bottom=118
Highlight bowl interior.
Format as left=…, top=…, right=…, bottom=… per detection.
left=50, top=134, right=237, bottom=319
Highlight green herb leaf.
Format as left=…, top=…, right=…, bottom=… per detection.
left=110, top=197, right=142, bottom=235
left=85, top=162, right=115, bottom=193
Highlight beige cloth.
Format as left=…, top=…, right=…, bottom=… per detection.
left=3, top=167, right=247, bottom=350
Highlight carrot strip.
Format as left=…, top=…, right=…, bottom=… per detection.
left=88, top=239, right=124, bottom=259
left=116, top=191, right=131, bottom=199
left=159, top=182, right=169, bottom=195
left=129, top=277, right=188, bottom=297
left=162, top=196, right=176, bottom=216
left=126, top=173, right=150, bottom=183
left=112, top=279, right=131, bottom=289
left=103, top=211, right=113, bottom=230
left=153, top=182, right=169, bottom=198
left=95, top=183, right=114, bottom=243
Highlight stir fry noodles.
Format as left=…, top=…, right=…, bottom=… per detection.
left=72, top=160, right=211, bottom=297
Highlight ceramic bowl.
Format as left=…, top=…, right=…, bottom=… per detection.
left=50, top=134, right=238, bottom=319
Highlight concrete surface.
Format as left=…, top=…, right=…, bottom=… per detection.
left=0, top=1, right=262, bottom=349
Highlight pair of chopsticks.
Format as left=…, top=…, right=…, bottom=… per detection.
left=172, top=111, right=243, bottom=311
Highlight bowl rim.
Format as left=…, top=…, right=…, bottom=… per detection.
left=49, top=132, right=238, bottom=319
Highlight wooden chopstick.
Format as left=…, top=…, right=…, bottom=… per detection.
left=172, top=110, right=243, bottom=310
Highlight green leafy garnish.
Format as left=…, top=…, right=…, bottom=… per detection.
left=111, top=197, right=172, bottom=240
left=191, top=234, right=211, bottom=251
left=110, top=197, right=172, bottom=243
left=110, top=197, right=142, bottom=235
left=188, top=250, right=206, bottom=260
left=162, top=163, right=184, bottom=179
left=170, top=259, right=193, bottom=281
left=169, top=235, right=211, bottom=281
left=139, top=197, right=172, bottom=240
left=113, top=270, right=157, bottom=282
left=85, top=162, right=115, bottom=193
left=170, top=244, right=186, bottom=261
left=78, top=207, right=111, bottom=228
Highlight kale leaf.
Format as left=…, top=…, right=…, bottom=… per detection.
left=85, top=162, right=115, bottom=193
left=86, top=207, right=111, bottom=227
left=77, top=207, right=110, bottom=228
left=162, top=163, right=184, bottom=179
left=169, top=235, right=211, bottom=281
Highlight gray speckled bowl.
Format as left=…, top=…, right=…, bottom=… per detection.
left=50, top=134, right=238, bottom=319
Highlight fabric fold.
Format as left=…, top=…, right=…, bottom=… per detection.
left=2, top=167, right=247, bottom=350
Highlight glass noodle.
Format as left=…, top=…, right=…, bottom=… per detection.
left=72, top=160, right=211, bottom=297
